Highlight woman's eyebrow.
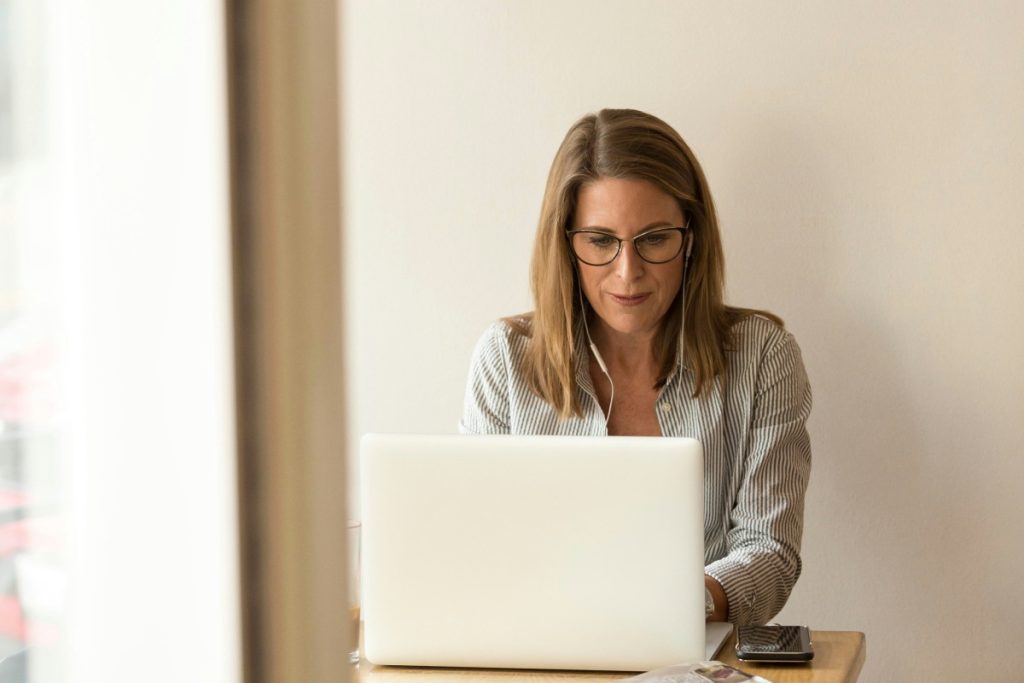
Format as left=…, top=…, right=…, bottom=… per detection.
left=575, top=220, right=677, bottom=234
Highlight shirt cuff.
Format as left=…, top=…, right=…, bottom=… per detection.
left=705, top=555, right=776, bottom=626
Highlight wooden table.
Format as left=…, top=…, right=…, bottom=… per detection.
left=356, top=630, right=865, bottom=683
left=716, top=631, right=865, bottom=683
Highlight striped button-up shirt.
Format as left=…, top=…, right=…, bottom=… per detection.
left=459, top=314, right=812, bottom=625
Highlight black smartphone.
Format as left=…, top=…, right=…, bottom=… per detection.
left=735, top=625, right=814, bottom=663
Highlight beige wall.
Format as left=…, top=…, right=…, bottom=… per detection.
left=342, top=2, right=1024, bottom=678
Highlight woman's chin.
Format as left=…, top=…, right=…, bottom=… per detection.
left=595, top=314, right=663, bottom=339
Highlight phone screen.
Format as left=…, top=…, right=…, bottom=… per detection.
left=736, top=625, right=813, bottom=661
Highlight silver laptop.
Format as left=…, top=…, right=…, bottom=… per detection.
left=360, top=434, right=715, bottom=671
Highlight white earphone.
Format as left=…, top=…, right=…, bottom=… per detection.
left=576, top=271, right=614, bottom=427
left=678, top=230, right=693, bottom=369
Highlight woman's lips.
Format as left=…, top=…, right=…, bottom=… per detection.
left=609, top=293, right=650, bottom=306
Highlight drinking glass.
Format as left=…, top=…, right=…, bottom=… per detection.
left=347, top=520, right=361, bottom=665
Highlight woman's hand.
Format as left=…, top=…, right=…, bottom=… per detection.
left=705, top=575, right=729, bottom=622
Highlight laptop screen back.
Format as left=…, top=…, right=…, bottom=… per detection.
left=360, top=434, right=705, bottom=671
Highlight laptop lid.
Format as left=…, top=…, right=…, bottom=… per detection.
left=360, top=434, right=706, bottom=671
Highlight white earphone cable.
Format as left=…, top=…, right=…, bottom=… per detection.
left=679, top=228, right=693, bottom=369
left=577, top=278, right=614, bottom=429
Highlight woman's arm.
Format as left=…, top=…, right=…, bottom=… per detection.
left=458, top=322, right=513, bottom=435
left=705, top=331, right=813, bottom=624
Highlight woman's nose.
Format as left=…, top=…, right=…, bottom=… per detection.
left=614, top=241, right=645, bottom=280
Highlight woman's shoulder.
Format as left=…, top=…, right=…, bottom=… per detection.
left=472, top=314, right=533, bottom=358
left=499, top=312, right=533, bottom=332
left=727, top=310, right=800, bottom=359
left=493, top=313, right=534, bottom=343
left=725, top=310, right=811, bottom=400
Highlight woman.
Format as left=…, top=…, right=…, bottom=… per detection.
left=460, top=108, right=811, bottom=626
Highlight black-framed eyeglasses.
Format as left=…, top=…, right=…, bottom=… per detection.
left=566, top=225, right=689, bottom=266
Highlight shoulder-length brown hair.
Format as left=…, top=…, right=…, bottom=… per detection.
left=511, top=108, right=781, bottom=419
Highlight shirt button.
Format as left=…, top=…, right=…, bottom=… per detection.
left=660, top=403, right=672, bottom=412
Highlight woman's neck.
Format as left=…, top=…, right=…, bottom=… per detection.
left=589, top=320, right=660, bottom=377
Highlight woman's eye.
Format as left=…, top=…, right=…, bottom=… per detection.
left=588, top=235, right=616, bottom=248
left=639, top=234, right=668, bottom=246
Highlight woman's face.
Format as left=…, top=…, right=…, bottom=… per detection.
left=571, top=177, right=685, bottom=342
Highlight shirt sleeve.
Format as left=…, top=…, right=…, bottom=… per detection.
left=705, top=331, right=812, bottom=625
left=458, top=322, right=513, bottom=435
